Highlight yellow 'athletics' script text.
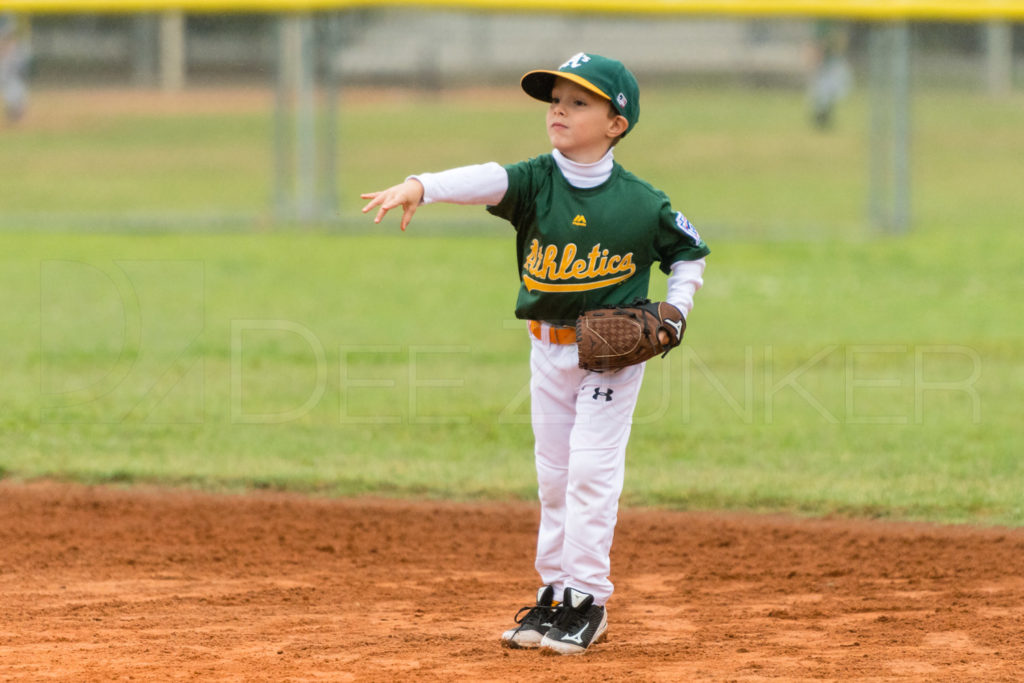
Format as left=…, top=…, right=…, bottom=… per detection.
left=521, top=240, right=636, bottom=293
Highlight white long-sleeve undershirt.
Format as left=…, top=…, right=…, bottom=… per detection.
left=665, top=258, right=705, bottom=319
left=411, top=162, right=508, bottom=206
left=410, top=150, right=705, bottom=318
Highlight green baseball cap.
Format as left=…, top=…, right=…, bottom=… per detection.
left=521, top=52, right=640, bottom=136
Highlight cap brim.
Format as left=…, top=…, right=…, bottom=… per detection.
left=520, top=70, right=611, bottom=103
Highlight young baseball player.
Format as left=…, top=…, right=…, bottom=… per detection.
left=361, top=52, right=709, bottom=655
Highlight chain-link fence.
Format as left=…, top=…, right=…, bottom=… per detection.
left=1, top=10, right=1020, bottom=236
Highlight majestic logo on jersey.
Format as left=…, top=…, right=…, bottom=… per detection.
left=572, top=214, right=587, bottom=227
left=522, top=239, right=636, bottom=293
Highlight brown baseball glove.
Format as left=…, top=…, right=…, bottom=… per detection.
left=575, top=300, right=686, bottom=372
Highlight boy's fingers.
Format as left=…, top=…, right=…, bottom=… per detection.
left=360, top=187, right=414, bottom=229
left=363, top=192, right=402, bottom=221
left=400, top=205, right=416, bottom=231
left=360, top=193, right=383, bottom=214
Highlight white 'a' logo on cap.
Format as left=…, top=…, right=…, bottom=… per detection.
left=560, top=52, right=590, bottom=70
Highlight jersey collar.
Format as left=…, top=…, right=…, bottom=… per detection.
left=551, top=148, right=614, bottom=189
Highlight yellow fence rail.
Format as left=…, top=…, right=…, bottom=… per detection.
left=5, top=0, right=1024, bottom=20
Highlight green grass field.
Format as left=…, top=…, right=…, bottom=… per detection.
left=2, top=85, right=1022, bottom=525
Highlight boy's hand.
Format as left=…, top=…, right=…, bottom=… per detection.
left=360, top=179, right=424, bottom=231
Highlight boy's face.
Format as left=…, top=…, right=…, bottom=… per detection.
left=546, top=77, right=628, bottom=163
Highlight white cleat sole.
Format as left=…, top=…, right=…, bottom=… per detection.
left=539, top=617, right=608, bottom=655
left=500, top=631, right=545, bottom=649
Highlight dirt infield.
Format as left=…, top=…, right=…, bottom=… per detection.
left=1, top=482, right=1022, bottom=681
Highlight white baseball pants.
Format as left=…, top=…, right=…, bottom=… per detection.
left=529, top=330, right=645, bottom=606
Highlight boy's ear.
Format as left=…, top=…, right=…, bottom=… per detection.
left=607, top=115, right=629, bottom=138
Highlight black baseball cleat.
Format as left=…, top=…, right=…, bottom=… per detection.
left=500, top=585, right=561, bottom=649
left=540, top=587, right=607, bottom=655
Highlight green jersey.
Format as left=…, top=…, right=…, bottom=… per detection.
left=487, top=154, right=710, bottom=325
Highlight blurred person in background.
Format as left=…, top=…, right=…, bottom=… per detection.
left=808, top=20, right=852, bottom=129
left=0, top=11, right=31, bottom=124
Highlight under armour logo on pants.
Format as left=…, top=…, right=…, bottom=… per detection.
left=592, top=387, right=614, bottom=402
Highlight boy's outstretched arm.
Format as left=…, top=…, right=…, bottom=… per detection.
left=360, top=179, right=424, bottom=231
left=361, top=163, right=508, bottom=231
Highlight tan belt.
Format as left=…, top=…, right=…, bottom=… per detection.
left=529, top=320, right=577, bottom=345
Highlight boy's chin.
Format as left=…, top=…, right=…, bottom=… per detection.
left=550, top=141, right=578, bottom=157
left=552, top=145, right=611, bottom=164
